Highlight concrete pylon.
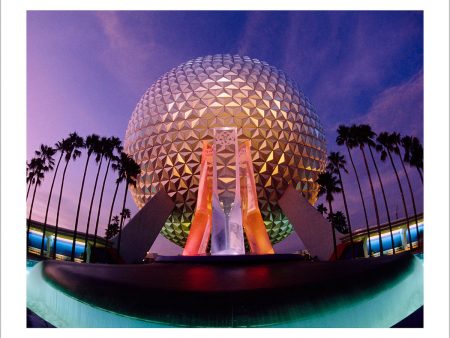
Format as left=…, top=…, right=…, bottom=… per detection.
left=183, top=142, right=213, bottom=256
left=240, top=141, right=274, bottom=254
left=111, top=189, right=175, bottom=263
left=183, top=138, right=274, bottom=255
left=279, top=185, right=335, bottom=261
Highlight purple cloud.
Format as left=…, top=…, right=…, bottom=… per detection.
left=353, top=70, right=423, bottom=139
left=95, top=12, right=160, bottom=93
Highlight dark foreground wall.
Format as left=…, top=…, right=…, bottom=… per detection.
left=392, top=306, right=423, bottom=328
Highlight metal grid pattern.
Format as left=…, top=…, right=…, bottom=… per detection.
left=124, top=55, right=327, bottom=248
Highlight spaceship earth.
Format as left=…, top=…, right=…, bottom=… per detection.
left=124, top=54, right=327, bottom=248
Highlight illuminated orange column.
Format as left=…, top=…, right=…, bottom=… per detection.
left=182, top=142, right=213, bottom=255
left=240, top=141, right=275, bottom=254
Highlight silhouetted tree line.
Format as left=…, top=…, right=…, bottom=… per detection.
left=26, top=132, right=140, bottom=262
left=316, top=124, right=423, bottom=259
left=27, top=125, right=423, bottom=262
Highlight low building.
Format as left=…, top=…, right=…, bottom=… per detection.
left=338, top=214, right=424, bottom=259
left=27, top=219, right=108, bottom=262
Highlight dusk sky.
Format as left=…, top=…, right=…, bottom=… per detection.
left=27, top=11, right=423, bottom=254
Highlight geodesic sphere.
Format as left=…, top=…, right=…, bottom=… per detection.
left=124, top=54, right=327, bottom=248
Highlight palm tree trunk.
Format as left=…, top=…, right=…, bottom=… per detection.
left=107, top=181, right=120, bottom=233
left=27, top=181, right=39, bottom=249
left=117, top=183, right=129, bottom=257
left=417, top=167, right=423, bottom=183
left=40, top=152, right=63, bottom=257
left=336, top=169, right=355, bottom=258
left=92, top=158, right=112, bottom=251
left=398, top=153, right=421, bottom=250
left=27, top=181, right=33, bottom=200
left=346, top=146, right=372, bottom=256
left=70, top=154, right=91, bottom=261
left=360, top=146, right=383, bottom=256
left=368, top=146, right=395, bottom=254
left=387, top=151, right=413, bottom=249
left=327, top=200, right=338, bottom=260
left=52, top=159, right=71, bottom=259
left=82, top=157, right=103, bottom=262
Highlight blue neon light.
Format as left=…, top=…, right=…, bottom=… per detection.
left=367, top=223, right=423, bottom=254
left=407, top=224, right=423, bottom=243
left=28, top=232, right=85, bottom=258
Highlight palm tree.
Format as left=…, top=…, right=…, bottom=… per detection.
left=316, top=171, right=342, bottom=260
left=351, top=125, right=383, bottom=256
left=410, top=137, right=423, bottom=183
left=92, top=137, right=123, bottom=251
left=112, top=215, right=120, bottom=224
left=26, top=158, right=45, bottom=247
left=328, top=211, right=349, bottom=234
left=401, top=136, right=413, bottom=162
left=69, top=134, right=99, bottom=261
left=35, top=144, right=56, bottom=171
left=368, top=140, right=396, bottom=255
left=27, top=145, right=56, bottom=247
left=336, top=125, right=373, bottom=256
left=316, top=203, right=328, bottom=216
left=327, top=151, right=355, bottom=258
left=40, top=139, right=66, bottom=256
left=120, top=208, right=131, bottom=222
left=105, top=153, right=127, bottom=245
left=393, top=133, right=421, bottom=249
left=27, top=145, right=55, bottom=200
left=116, top=153, right=141, bottom=257
left=105, top=215, right=120, bottom=248
left=26, top=161, right=35, bottom=200
left=402, top=135, right=423, bottom=183
left=117, top=208, right=132, bottom=251
left=376, top=132, right=413, bottom=249
left=82, top=136, right=105, bottom=262
left=52, top=133, right=84, bottom=259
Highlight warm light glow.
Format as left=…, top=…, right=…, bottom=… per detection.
left=124, top=55, right=327, bottom=248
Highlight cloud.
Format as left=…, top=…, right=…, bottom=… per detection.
left=237, top=12, right=273, bottom=56
left=276, top=12, right=423, bottom=130
left=353, top=70, right=423, bottom=138
left=94, top=12, right=163, bottom=93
